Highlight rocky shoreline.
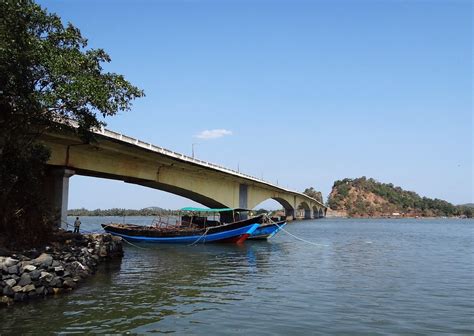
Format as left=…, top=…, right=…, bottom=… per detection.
left=0, top=233, right=123, bottom=306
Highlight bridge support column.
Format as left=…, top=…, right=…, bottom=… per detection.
left=285, top=208, right=294, bottom=221
left=239, top=184, right=248, bottom=219
left=44, top=167, right=75, bottom=229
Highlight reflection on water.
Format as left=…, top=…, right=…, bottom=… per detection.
left=1, top=218, right=473, bottom=335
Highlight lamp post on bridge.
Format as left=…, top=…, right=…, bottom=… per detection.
left=192, top=143, right=199, bottom=158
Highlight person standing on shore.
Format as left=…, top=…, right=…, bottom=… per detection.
left=74, top=217, right=81, bottom=234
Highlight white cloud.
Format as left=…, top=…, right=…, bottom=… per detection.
left=195, top=129, right=233, bottom=140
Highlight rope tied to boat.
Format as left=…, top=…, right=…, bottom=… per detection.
left=271, top=218, right=328, bottom=247
left=121, top=237, right=150, bottom=250
left=188, top=227, right=211, bottom=246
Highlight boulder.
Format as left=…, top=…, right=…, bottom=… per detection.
left=4, top=279, right=16, bottom=287
left=39, top=272, right=53, bottom=282
left=54, top=266, right=65, bottom=276
left=0, top=257, right=19, bottom=268
left=35, top=286, right=45, bottom=296
left=3, top=286, right=14, bottom=296
left=49, top=277, right=62, bottom=288
left=23, top=265, right=37, bottom=272
left=7, top=265, right=19, bottom=275
left=62, top=279, right=77, bottom=289
left=32, top=253, right=53, bottom=267
left=13, top=292, right=27, bottom=302
left=12, top=286, right=22, bottom=293
left=17, top=274, right=32, bottom=287
left=30, top=269, right=41, bottom=281
left=22, top=284, right=35, bottom=292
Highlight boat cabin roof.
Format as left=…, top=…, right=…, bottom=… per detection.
left=180, top=207, right=251, bottom=213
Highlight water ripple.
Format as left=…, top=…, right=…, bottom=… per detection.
left=1, top=218, right=473, bottom=335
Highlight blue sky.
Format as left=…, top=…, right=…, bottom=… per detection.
left=39, top=0, right=472, bottom=209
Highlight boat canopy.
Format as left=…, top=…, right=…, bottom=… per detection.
left=180, top=207, right=251, bottom=213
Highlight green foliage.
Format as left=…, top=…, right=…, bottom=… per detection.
left=254, top=208, right=269, bottom=215
left=328, top=177, right=466, bottom=217
left=302, top=187, right=324, bottom=203
left=68, top=208, right=173, bottom=217
left=0, top=0, right=143, bottom=246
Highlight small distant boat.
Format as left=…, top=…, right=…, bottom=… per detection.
left=102, top=208, right=263, bottom=244
left=249, top=220, right=287, bottom=240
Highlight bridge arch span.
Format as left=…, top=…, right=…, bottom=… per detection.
left=42, top=128, right=326, bottom=225
left=297, top=201, right=312, bottom=219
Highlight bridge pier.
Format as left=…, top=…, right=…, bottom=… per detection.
left=285, top=208, right=295, bottom=221
left=239, top=184, right=248, bottom=219
left=44, top=167, right=75, bottom=229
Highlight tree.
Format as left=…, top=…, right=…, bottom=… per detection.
left=303, top=187, right=324, bottom=203
left=0, top=0, right=144, bottom=246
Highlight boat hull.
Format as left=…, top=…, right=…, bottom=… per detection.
left=102, top=215, right=263, bottom=244
left=249, top=221, right=286, bottom=240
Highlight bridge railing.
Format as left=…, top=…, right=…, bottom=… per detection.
left=98, top=127, right=265, bottom=182
left=89, top=126, right=325, bottom=207
left=55, top=119, right=282, bottom=191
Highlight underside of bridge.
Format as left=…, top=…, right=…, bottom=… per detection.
left=40, top=130, right=326, bottom=226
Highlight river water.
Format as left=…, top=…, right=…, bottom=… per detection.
left=1, top=217, right=473, bottom=335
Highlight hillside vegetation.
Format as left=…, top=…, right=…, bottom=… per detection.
left=327, top=177, right=472, bottom=218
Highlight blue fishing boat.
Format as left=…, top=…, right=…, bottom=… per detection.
left=102, top=208, right=263, bottom=244
left=249, top=220, right=286, bottom=240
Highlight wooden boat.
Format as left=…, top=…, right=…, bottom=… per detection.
left=249, top=220, right=286, bottom=240
left=102, top=210, right=264, bottom=244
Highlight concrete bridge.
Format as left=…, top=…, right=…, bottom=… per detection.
left=40, top=127, right=326, bottom=226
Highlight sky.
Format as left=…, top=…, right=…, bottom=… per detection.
left=38, top=0, right=473, bottom=210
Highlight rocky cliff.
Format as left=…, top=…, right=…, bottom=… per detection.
left=327, top=177, right=469, bottom=217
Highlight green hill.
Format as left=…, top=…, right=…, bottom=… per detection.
left=327, top=177, right=472, bottom=218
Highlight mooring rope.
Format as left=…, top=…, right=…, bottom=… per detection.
left=274, top=222, right=328, bottom=247
left=188, top=227, right=211, bottom=246
left=121, top=237, right=149, bottom=250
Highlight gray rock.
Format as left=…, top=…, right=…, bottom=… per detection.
left=23, top=264, right=36, bottom=272
left=39, top=272, right=53, bottom=282
left=17, top=274, right=31, bottom=287
left=54, top=266, right=65, bottom=275
left=13, top=292, right=26, bottom=302
left=35, top=286, right=45, bottom=295
left=49, top=277, right=62, bottom=288
left=30, top=269, right=41, bottom=281
left=3, top=286, right=14, bottom=296
left=23, top=284, right=35, bottom=292
left=32, top=253, right=53, bottom=267
left=7, top=265, right=18, bottom=275
left=5, top=279, right=16, bottom=287
left=12, top=286, right=22, bottom=293
left=0, top=257, right=19, bottom=268
left=51, top=260, right=60, bottom=268
left=63, top=279, right=76, bottom=289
